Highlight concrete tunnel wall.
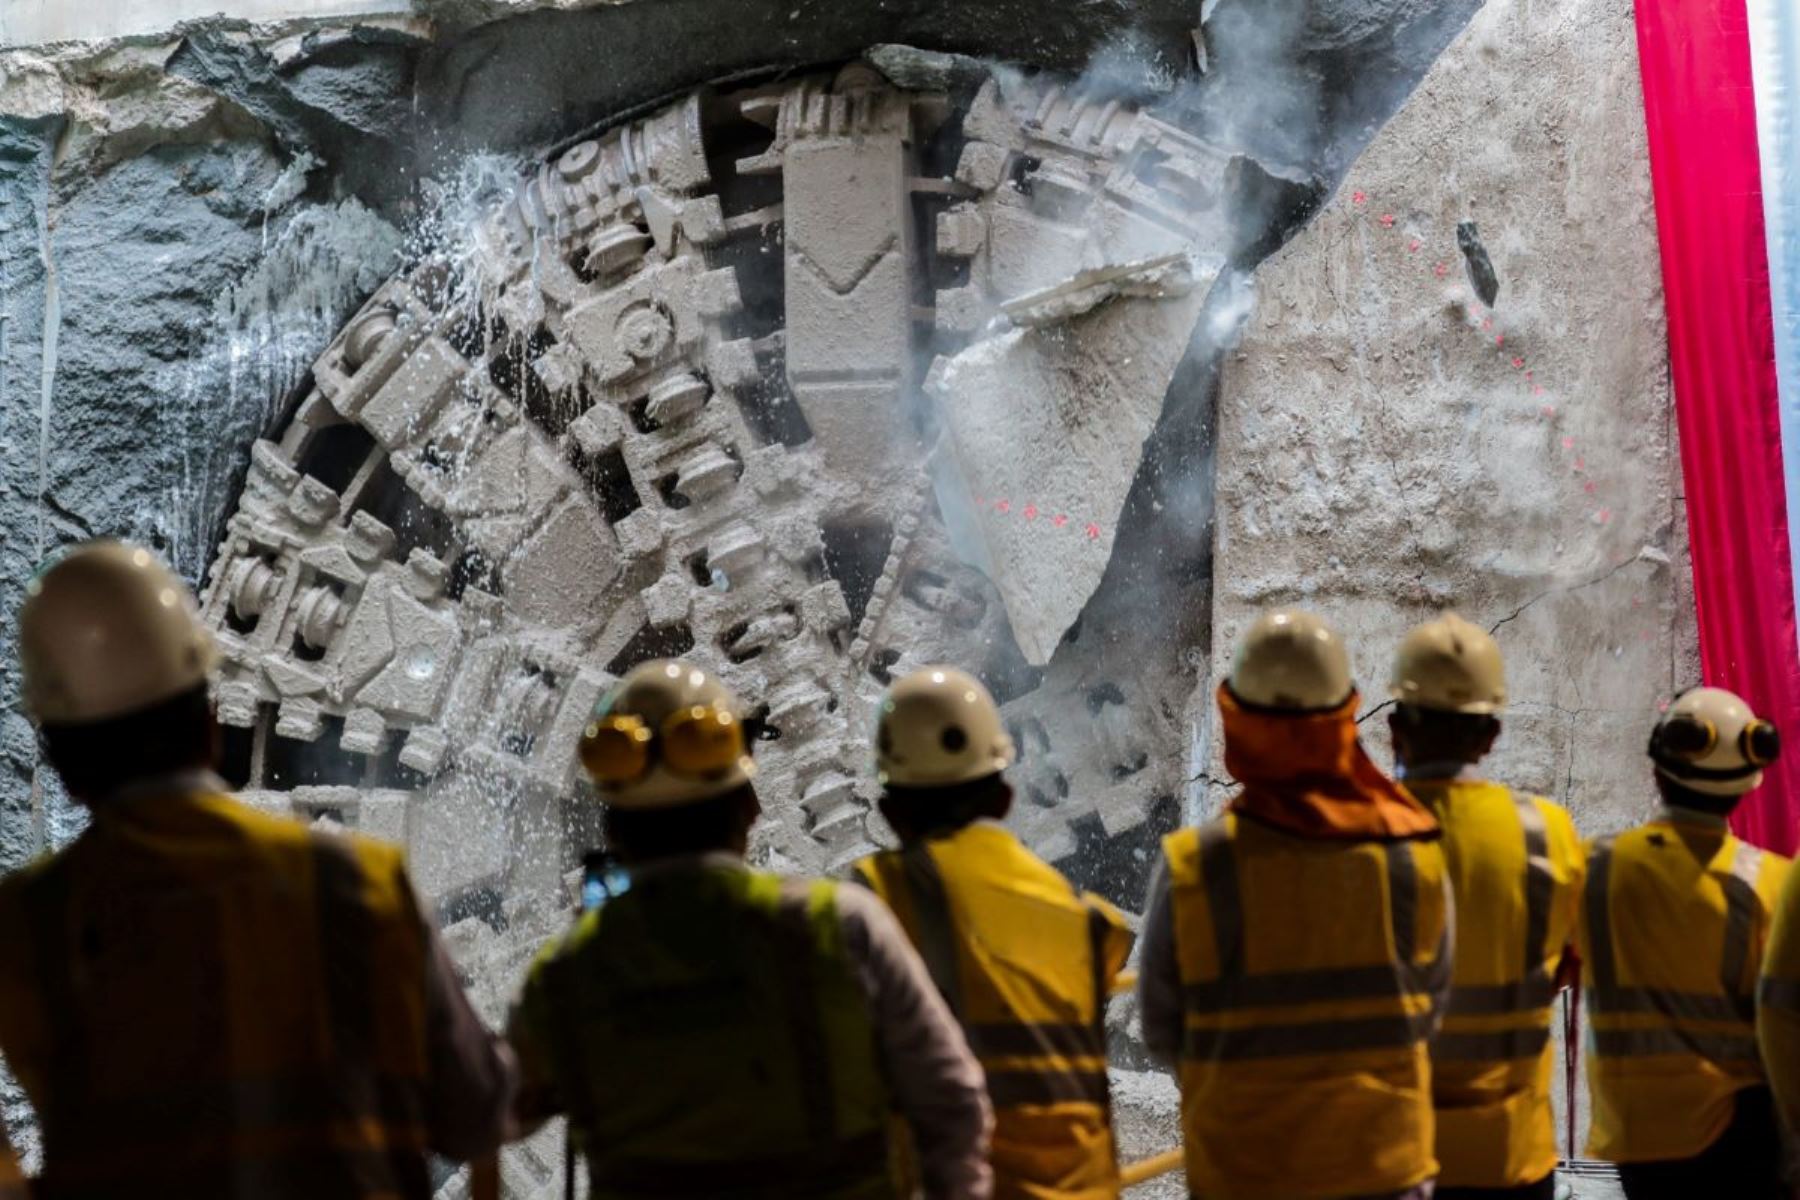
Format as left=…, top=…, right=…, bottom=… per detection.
left=0, top=0, right=1681, bottom=1191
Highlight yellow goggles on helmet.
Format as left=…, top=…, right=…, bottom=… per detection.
left=580, top=704, right=747, bottom=786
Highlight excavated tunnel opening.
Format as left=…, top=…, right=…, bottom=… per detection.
left=199, top=63, right=1277, bottom=933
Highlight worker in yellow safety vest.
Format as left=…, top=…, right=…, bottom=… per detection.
left=1385, top=615, right=1583, bottom=1200
left=0, top=540, right=516, bottom=1197
left=854, top=666, right=1135, bottom=1200
left=506, top=660, right=993, bottom=1199
left=1758, top=837, right=1800, bottom=1137
left=1139, top=609, right=1452, bottom=1200
left=1579, top=686, right=1791, bottom=1199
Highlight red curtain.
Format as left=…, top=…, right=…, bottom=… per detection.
left=1636, top=0, right=1800, bottom=852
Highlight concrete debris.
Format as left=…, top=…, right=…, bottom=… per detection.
left=866, top=43, right=989, bottom=93
left=1000, top=254, right=1200, bottom=328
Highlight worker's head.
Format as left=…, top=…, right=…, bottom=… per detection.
left=581, top=659, right=761, bottom=864
left=19, top=540, right=220, bottom=803
left=873, top=666, right=1017, bottom=842
left=1648, top=686, right=1779, bottom=815
left=1387, top=613, right=1505, bottom=769
left=1227, top=609, right=1353, bottom=713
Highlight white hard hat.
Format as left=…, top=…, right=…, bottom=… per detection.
left=1229, top=609, right=1353, bottom=711
left=1390, top=613, right=1507, bottom=715
left=580, top=660, right=756, bottom=810
left=876, top=666, right=1016, bottom=788
left=19, top=540, right=216, bottom=727
left=1650, top=686, right=1779, bottom=797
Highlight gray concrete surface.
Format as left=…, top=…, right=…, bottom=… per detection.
left=1207, top=0, right=1693, bottom=840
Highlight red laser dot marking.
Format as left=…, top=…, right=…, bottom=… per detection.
left=1495, top=334, right=1505, bottom=347
left=995, top=500, right=1011, bottom=514
left=1380, top=213, right=1396, bottom=228
left=1434, top=262, right=1449, bottom=278
left=1353, top=190, right=1367, bottom=204
left=1052, top=514, right=1069, bottom=529
left=1541, top=404, right=1556, bottom=418
left=1534, top=385, right=1546, bottom=395
left=1597, top=508, right=1612, bottom=524
left=1408, top=240, right=1421, bottom=252
left=1023, top=504, right=1039, bottom=521
left=1086, top=523, right=1102, bottom=541
left=1512, top=357, right=1525, bottom=369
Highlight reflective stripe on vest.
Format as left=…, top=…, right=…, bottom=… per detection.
left=886, top=843, right=1112, bottom=1107
left=1180, top=823, right=1447, bottom=1060
left=1437, top=792, right=1558, bottom=1058
left=1586, top=837, right=1763, bottom=1041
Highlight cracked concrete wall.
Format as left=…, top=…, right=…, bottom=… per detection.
left=1207, top=0, right=1695, bottom=843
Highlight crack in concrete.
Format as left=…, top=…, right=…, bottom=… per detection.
left=1488, top=555, right=1642, bottom=636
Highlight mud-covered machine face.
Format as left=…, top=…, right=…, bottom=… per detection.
left=199, top=65, right=1234, bottom=922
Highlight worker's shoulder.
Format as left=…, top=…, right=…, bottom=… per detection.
left=1752, top=842, right=1795, bottom=889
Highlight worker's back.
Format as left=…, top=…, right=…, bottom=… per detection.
left=1579, top=813, right=1791, bottom=1162
left=510, top=857, right=896, bottom=1200
left=0, top=779, right=437, bottom=1198
left=1411, top=778, right=1583, bottom=1189
left=855, top=821, right=1132, bottom=1200
left=1159, top=811, right=1450, bottom=1200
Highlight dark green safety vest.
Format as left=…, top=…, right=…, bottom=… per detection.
left=518, top=864, right=895, bottom=1200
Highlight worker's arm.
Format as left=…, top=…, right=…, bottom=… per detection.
left=836, top=885, right=993, bottom=1200
left=1759, top=864, right=1800, bottom=1134
left=1136, top=854, right=1183, bottom=1069
left=416, top=884, right=520, bottom=1161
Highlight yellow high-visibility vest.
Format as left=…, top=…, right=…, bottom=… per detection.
left=856, top=822, right=1133, bottom=1200
left=1408, top=779, right=1584, bottom=1189
left=1758, top=861, right=1800, bottom=1133
left=1164, top=812, right=1451, bottom=1200
left=1579, top=815, right=1791, bottom=1163
left=511, top=865, right=894, bottom=1200
left=0, top=789, right=433, bottom=1197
